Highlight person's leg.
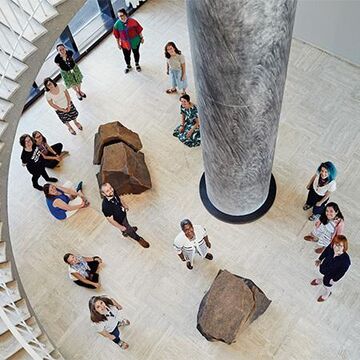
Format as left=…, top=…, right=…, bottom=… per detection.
left=87, top=261, right=99, bottom=274
left=51, top=143, right=63, bottom=155
left=312, top=198, right=327, bottom=216
left=65, top=121, right=76, bottom=135
left=168, top=69, right=177, bottom=91
left=73, top=280, right=96, bottom=289
left=318, top=284, right=332, bottom=301
left=31, top=172, right=43, bottom=190
left=40, top=167, right=57, bottom=182
left=305, top=187, right=320, bottom=207
left=122, top=48, right=132, bottom=70
left=133, top=44, right=140, bottom=67
left=110, top=326, right=121, bottom=344
left=121, top=216, right=141, bottom=241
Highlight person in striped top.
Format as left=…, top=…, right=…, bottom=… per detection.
left=173, top=219, right=213, bottom=270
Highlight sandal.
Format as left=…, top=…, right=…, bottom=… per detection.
left=68, top=128, right=76, bottom=135
left=119, top=319, right=130, bottom=327
left=75, top=123, right=83, bottom=131
left=119, top=340, right=129, bottom=350
left=303, top=235, right=317, bottom=242
left=166, top=88, right=177, bottom=94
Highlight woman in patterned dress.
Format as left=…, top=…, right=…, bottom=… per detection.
left=173, top=94, right=200, bottom=147
left=54, top=44, right=86, bottom=100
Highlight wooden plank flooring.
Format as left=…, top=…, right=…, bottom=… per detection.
left=7, top=0, right=360, bottom=359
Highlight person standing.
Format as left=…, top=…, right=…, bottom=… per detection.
left=165, top=41, right=187, bottom=95
left=311, top=235, right=351, bottom=302
left=89, top=296, right=130, bottom=350
left=113, top=8, right=144, bottom=73
left=54, top=43, right=86, bottom=100
left=304, top=202, right=344, bottom=254
left=101, top=183, right=149, bottom=248
left=303, top=161, right=337, bottom=221
left=20, top=134, right=58, bottom=191
left=173, top=219, right=213, bottom=270
left=44, top=77, right=83, bottom=135
left=63, top=253, right=102, bottom=289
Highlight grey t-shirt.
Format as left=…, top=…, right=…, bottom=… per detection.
left=167, top=53, right=185, bottom=70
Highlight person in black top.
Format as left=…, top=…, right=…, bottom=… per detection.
left=101, top=183, right=149, bottom=248
left=311, top=235, right=351, bottom=302
left=20, top=134, right=58, bottom=191
left=55, top=43, right=86, bottom=100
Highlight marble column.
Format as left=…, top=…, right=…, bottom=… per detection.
left=186, top=0, right=297, bottom=222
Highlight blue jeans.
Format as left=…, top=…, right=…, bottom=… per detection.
left=110, top=323, right=121, bottom=344
left=170, top=69, right=187, bottom=91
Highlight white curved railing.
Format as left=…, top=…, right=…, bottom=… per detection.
left=0, top=1, right=62, bottom=357
left=0, top=281, right=56, bottom=360
left=0, top=0, right=50, bottom=94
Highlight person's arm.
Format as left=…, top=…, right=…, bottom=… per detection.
left=82, top=256, right=102, bottom=263
left=40, top=147, right=60, bottom=161
left=105, top=215, right=127, bottom=232
left=56, top=185, right=78, bottom=197
left=186, top=117, right=200, bottom=139
left=99, top=330, right=116, bottom=341
left=72, top=272, right=99, bottom=288
left=331, top=259, right=351, bottom=283
left=316, top=190, right=331, bottom=207
left=180, top=62, right=186, bottom=81
left=64, top=89, right=71, bottom=112
left=173, top=237, right=185, bottom=261
left=306, top=174, right=316, bottom=190
left=120, top=197, right=129, bottom=211
left=179, top=113, right=186, bottom=133
left=53, top=198, right=84, bottom=211
left=136, top=20, right=144, bottom=43
left=204, top=235, right=211, bottom=248
left=110, top=298, right=123, bottom=310
left=139, top=32, right=144, bottom=44
left=47, top=98, right=65, bottom=112
left=166, top=62, right=169, bottom=75
left=113, top=26, right=122, bottom=49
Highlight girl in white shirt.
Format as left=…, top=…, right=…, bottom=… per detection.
left=89, top=296, right=130, bottom=350
left=303, top=161, right=337, bottom=221
left=165, top=42, right=187, bottom=95
left=44, top=77, right=83, bottom=135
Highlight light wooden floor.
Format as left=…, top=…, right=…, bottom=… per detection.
left=8, top=0, right=360, bottom=359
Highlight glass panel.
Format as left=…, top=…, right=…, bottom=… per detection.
left=111, top=0, right=129, bottom=14
left=69, top=1, right=112, bottom=53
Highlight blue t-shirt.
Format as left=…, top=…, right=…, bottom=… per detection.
left=46, top=189, right=70, bottom=220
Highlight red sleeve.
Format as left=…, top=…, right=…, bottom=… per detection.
left=113, top=27, right=120, bottom=39
left=134, top=19, right=143, bottom=34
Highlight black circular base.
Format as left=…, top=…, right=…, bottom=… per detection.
left=199, top=173, right=277, bottom=224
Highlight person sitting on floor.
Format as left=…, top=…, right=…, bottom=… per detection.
left=32, top=130, right=69, bottom=169
left=64, top=253, right=102, bottom=289
left=43, top=181, right=89, bottom=220
left=173, top=94, right=200, bottom=147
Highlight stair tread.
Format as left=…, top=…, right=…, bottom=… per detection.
left=16, top=0, right=59, bottom=24
left=0, top=261, right=13, bottom=283
left=0, top=23, right=37, bottom=62
left=0, top=299, right=31, bottom=335
left=0, top=52, right=28, bottom=81
left=0, top=317, right=42, bottom=359
left=0, top=280, right=21, bottom=307
left=0, top=99, right=13, bottom=122
left=0, top=240, right=6, bottom=263
left=0, top=1, right=47, bottom=42
left=0, top=77, right=20, bottom=100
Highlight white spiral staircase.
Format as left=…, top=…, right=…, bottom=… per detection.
left=0, top=0, right=85, bottom=358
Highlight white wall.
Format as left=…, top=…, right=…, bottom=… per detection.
left=293, top=0, right=360, bottom=65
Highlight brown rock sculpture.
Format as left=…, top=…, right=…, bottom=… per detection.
left=93, top=121, right=142, bottom=165
left=197, top=269, right=271, bottom=344
left=97, top=142, right=151, bottom=195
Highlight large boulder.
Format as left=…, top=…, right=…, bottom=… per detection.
left=93, top=121, right=142, bottom=164
left=197, top=269, right=271, bottom=344
left=97, top=142, right=151, bottom=195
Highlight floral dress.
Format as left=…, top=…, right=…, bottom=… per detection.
left=173, top=104, right=200, bottom=147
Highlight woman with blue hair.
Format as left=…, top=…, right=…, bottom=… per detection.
left=303, top=161, right=337, bottom=221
